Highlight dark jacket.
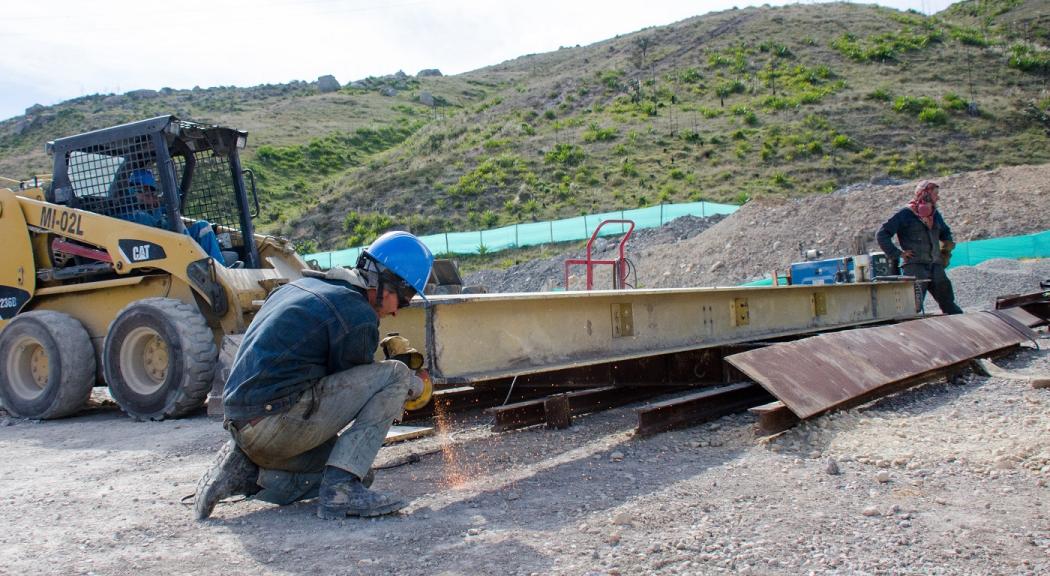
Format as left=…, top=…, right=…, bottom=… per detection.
left=876, top=207, right=953, bottom=265
left=223, top=275, right=378, bottom=421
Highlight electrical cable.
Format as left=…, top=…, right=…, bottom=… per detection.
left=500, top=374, right=519, bottom=406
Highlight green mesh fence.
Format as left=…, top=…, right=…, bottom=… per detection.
left=305, top=200, right=739, bottom=269
left=741, top=229, right=1050, bottom=287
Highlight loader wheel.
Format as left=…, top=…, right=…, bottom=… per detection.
left=0, top=311, right=96, bottom=419
left=104, top=298, right=217, bottom=421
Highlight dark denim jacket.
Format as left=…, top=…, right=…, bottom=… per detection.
left=876, top=207, right=953, bottom=265
left=223, top=276, right=378, bottom=420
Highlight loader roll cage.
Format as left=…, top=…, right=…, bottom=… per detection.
left=45, top=115, right=262, bottom=268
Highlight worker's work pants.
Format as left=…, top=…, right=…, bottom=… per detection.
left=228, top=360, right=413, bottom=503
left=903, top=262, right=963, bottom=315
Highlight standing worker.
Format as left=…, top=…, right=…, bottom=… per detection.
left=194, top=231, right=434, bottom=520
left=877, top=180, right=963, bottom=315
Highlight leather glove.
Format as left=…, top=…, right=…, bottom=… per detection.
left=940, top=240, right=955, bottom=268
left=406, top=372, right=425, bottom=400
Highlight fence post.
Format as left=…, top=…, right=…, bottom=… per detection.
left=444, top=232, right=449, bottom=255
left=515, top=224, right=519, bottom=248
left=550, top=220, right=554, bottom=243
left=583, top=215, right=588, bottom=238
left=701, top=200, right=705, bottom=218
left=478, top=230, right=484, bottom=253
left=660, top=202, right=664, bottom=225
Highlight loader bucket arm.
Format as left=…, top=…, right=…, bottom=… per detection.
left=0, top=188, right=36, bottom=326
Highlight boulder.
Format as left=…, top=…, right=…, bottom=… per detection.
left=417, top=68, right=443, bottom=77
left=380, top=86, right=398, bottom=97
left=317, top=74, right=341, bottom=93
left=419, top=91, right=435, bottom=106
left=24, top=104, right=45, bottom=116
left=126, top=89, right=159, bottom=99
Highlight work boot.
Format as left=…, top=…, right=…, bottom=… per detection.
left=194, top=440, right=260, bottom=520
left=317, top=466, right=406, bottom=519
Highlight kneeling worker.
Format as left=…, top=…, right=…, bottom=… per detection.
left=195, top=231, right=434, bottom=519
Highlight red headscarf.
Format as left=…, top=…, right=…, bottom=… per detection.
left=908, top=180, right=939, bottom=229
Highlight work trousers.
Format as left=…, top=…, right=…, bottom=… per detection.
left=903, top=262, right=963, bottom=315
left=228, top=360, right=413, bottom=502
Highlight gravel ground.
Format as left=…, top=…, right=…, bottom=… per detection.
left=1, top=342, right=1046, bottom=576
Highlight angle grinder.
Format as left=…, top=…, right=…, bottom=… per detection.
left=380, top=332, right=432, bottom=411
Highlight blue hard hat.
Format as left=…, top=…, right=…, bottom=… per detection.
left=362, top=231, right=434, bottom=300
left=128, top=169, right=157, bottom=189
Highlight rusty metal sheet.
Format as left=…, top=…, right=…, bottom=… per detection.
left=725, top=312, right=1037, bottom=419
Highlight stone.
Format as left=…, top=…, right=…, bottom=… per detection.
left=380, top=86, right=398, bottom=97
left=419, top=91, right=435, bottom=107
left=610, top=451, right=625, bottom=462
left=826, top=458, right=841, bottom=475
left=862, top=506, right=881, bottom=517
left=876, top=471, right=891, bottom=483
left=317, top=75, right=341, bottom=93
left=611, top=512, right=635, bottom=526
left=417, top=68, right=443, bottom=77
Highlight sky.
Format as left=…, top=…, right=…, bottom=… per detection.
left=1, top=0, right=958, bottom=122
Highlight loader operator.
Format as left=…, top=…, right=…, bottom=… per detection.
left=876, top=180, right=963, bottom=315
left=194, top=231, right=433, bottom=520
left=123, top=169, right=233, bottom=266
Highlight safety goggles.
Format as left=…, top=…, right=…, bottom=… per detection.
left=391, top=277, right=417, bottom=308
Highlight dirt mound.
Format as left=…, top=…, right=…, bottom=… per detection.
left=468, top=163, right=1050, bottom=292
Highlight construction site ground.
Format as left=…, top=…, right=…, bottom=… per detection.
left=3, top=164, right=1050, bottom=576
left=1, top=337, right=1047, bottom=575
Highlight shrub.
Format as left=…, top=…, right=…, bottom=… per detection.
left=831, top=134, right=854, bottom=149
left=949, top=26, right=990, bottom=47
left=942, top=93, right=967, bottom=111
left=918, top=107, right=948, bottom=125
left=866, top=88, right=892, bottom=102
left=582, top=122, right=618, bottom=142
left=893, top=95, right=938, bottom=115
left=598, top=69, right=625, bottom=90
left=771, top=172, right=793, bottom=188
left=738, top=107, right=759, bottom=126
left=1007, top=43, right=1050, bottom=74
left=544, top=143, right=585, bottom=166
left=681, top=67, right=703, bottom=84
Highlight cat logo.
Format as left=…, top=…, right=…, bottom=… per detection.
left=118, top=239, right=166, bottom=264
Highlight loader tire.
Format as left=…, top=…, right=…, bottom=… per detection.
left=104, top=298, right=217, bottom=421
left=0, top=311, right=96, bottom=419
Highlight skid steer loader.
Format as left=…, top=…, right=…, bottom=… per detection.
left=0, top=115, right=306, bottom=420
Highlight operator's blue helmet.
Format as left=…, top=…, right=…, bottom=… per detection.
left=361, top=231, right=434, bottom=302
left=128, top=169, right=157, bottom=189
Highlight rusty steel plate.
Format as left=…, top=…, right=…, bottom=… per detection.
left=725, top=312, right=1037, bottom=419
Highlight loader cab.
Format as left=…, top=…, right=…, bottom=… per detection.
left=46, top=115, right=262, bottom=268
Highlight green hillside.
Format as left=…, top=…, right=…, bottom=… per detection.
left=1, top=1, right=1048, bottom=253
